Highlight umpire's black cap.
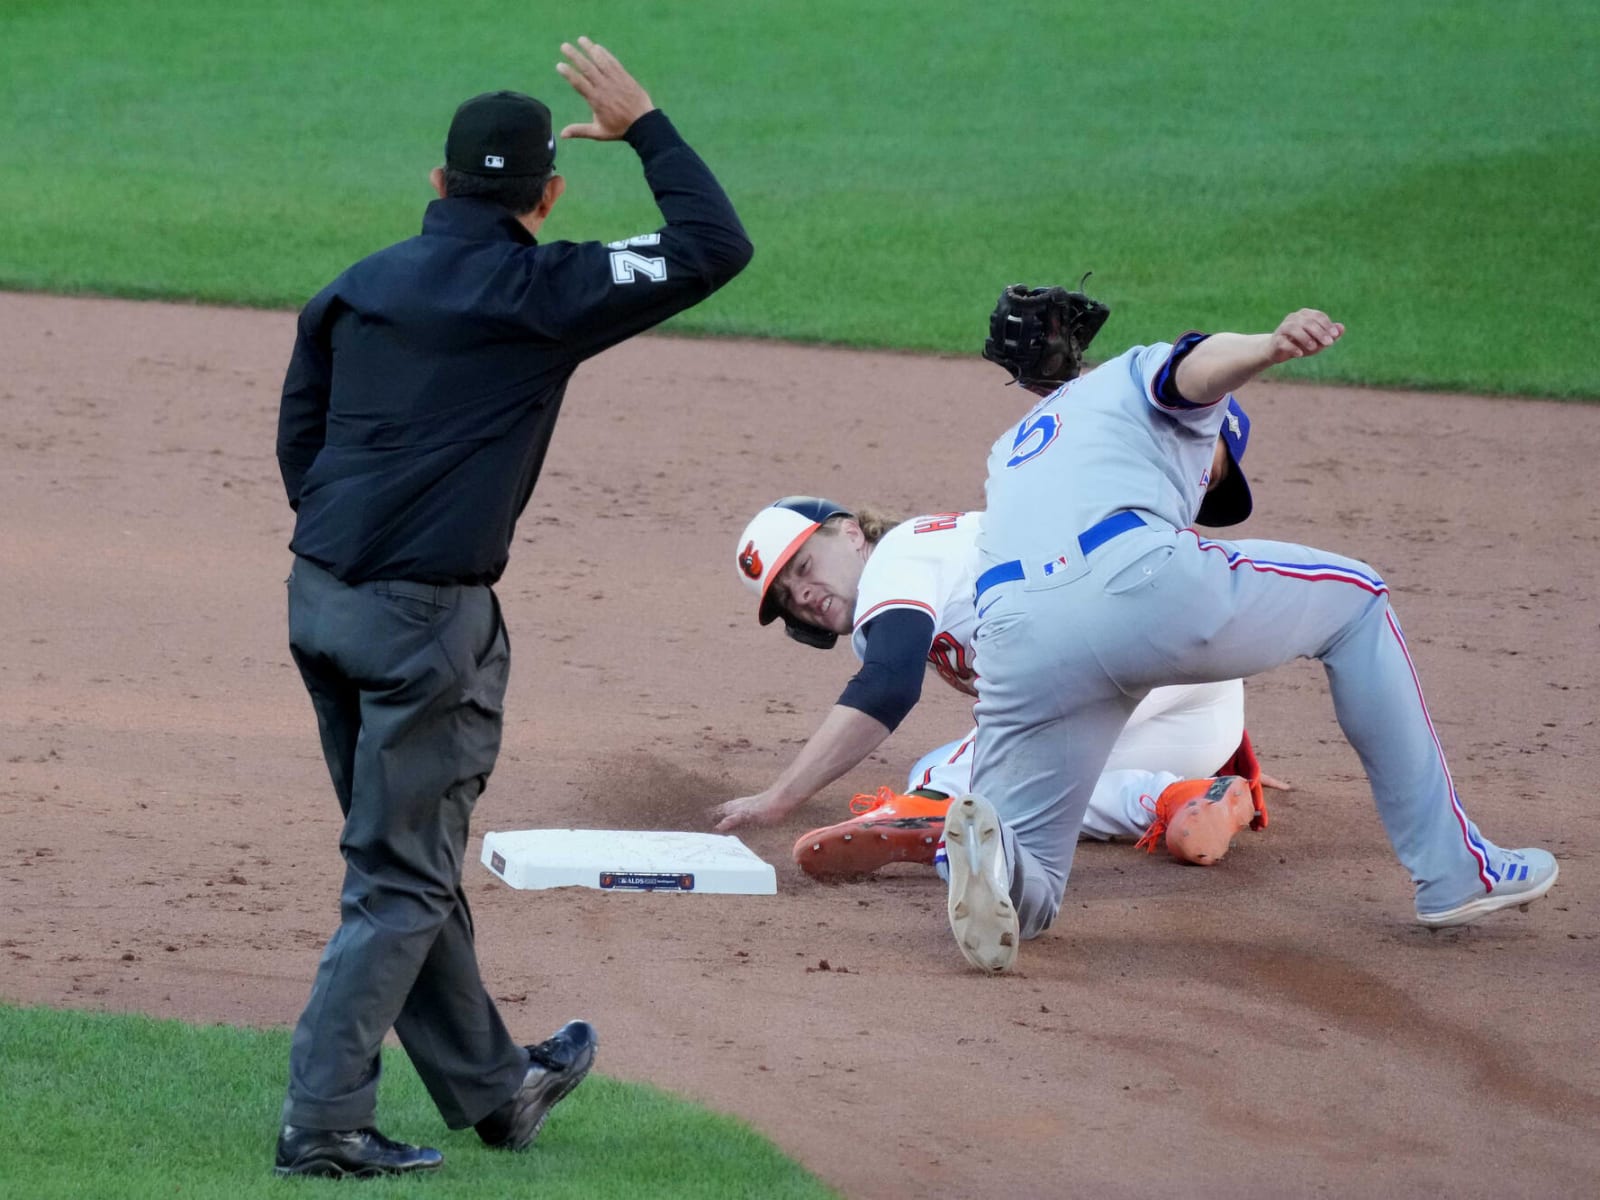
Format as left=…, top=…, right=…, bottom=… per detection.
left=445, top=91, right=555, bottom=177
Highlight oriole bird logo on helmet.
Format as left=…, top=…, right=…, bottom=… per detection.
left=733, top=495, right=854, bottom=649
left=738, top=540, right=763, bottom=579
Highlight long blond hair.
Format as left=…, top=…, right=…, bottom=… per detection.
left=814, top=505, right=899, bottom=546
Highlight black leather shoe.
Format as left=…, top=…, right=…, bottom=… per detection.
left=273, top=1124, right=444, bottom=1178
left=475, top=1020, right=599, bottom=1150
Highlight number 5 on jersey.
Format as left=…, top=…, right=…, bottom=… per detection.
left=1006, top=411, right=1059, bottom=468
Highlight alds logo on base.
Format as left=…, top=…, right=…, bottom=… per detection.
left=599, top=871, right=695, bottom=891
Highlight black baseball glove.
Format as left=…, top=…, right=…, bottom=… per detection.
left=981, top=279, right=1111, bottom=390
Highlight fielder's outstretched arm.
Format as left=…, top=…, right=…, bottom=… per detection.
left=1174, top=309, right=1344, bottom=405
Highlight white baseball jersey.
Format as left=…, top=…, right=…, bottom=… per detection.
left=849, top=511, right=984, bottom=695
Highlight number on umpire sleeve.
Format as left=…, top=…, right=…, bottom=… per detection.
left=609, top=250, right=667, bottom=284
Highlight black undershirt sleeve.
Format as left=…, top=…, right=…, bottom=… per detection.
left=836, top=608, right=937, bottom=731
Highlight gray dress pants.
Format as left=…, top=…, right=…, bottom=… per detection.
left=281, top=556, right=527, bottom=1131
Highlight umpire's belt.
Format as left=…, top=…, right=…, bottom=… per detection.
left=974, top=511, right=1147, bottom=605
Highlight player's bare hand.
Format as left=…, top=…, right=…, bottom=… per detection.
left=556, top=37, right=655, bottom=140
left=711, top=790, right=797, bottom=834
left=1268, top=309, right=1344, bottom=363
left=1261, top=771, right=1293, bottom=792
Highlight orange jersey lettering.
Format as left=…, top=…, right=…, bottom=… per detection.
left=914, top=512, right=964, bottom=534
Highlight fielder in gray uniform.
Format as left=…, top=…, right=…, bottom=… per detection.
left=946, top=302, right=1558, bottom=973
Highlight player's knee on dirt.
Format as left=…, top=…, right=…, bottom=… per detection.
left=1017, top=873, right=1069, bottom=939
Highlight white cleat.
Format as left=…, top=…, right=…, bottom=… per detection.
left=943, top=794, right=1019, bottom=974
left=1415, top=848, right=1559, bottom=928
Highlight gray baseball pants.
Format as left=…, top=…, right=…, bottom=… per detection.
left=970, top=525, right=1500, bottom=939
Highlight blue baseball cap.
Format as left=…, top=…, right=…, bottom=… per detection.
left=1196, top=396, right=1252, bottom=527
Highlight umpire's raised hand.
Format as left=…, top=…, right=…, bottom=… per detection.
left=556, top=37, right=655, bottom=140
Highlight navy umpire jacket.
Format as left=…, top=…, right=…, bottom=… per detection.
left=276, top=109, right=752, bottom=586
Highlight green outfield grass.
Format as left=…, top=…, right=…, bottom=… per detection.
left=0, top=1004, right=834, bottom=1199
left=1, top=0, right=1596, bottom=396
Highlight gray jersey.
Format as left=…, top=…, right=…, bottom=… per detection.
left=961, top=338, right=1544, bottom=948
left=977, top=344, right=1231, bottom=567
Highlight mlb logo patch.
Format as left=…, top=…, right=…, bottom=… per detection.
left=483, top=154, right=505, bottom=169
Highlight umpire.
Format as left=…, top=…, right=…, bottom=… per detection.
left=272, top=38, right=752, bottom=1178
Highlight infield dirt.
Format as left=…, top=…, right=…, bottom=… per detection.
left=2, top=292, right=1597, bottom=1198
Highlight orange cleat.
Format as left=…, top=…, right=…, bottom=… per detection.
left=1134, top=775, right=1266, bottom=866
left=793, top=787, right=951, bottom=879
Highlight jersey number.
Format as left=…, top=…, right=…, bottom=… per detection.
left=609, top=250, right=668, bottom=285
left=928, top=632, right=977, bottom=695
left=1005, top=411, right=1059, bottom=468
